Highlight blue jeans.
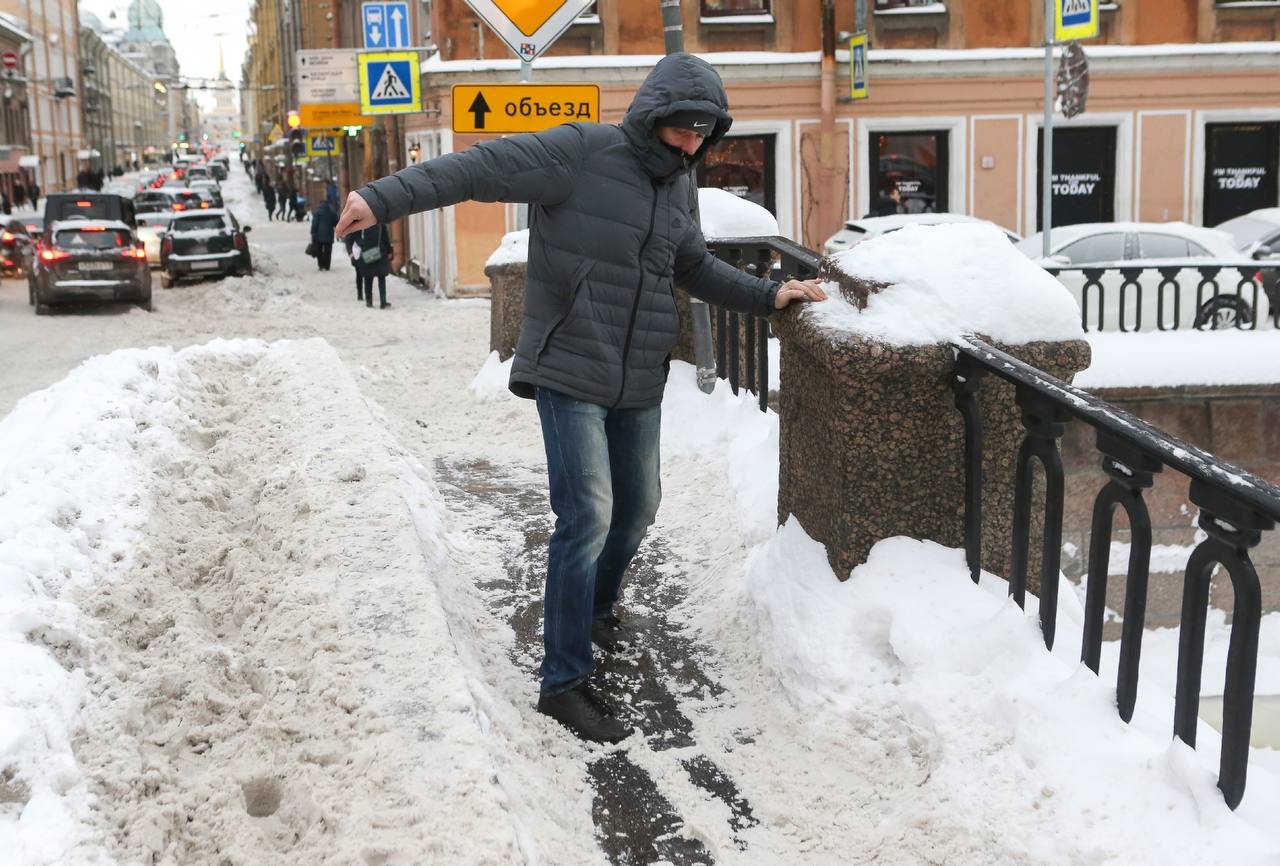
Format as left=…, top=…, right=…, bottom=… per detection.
left=536, top=387, right=662, bottom=695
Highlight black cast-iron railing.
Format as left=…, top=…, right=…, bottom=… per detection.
left=1046, top=262, right=1280, bottom=332
left=704, top=237, right=820, bottom=411
left=952, top=338, right=1280, bottom=810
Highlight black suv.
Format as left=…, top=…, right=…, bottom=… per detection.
left=30, top=220, right=152, bottom=314
left=160, top=210, right=253, bottom=287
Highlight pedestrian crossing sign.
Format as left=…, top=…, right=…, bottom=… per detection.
left=358, top=51, right=421, bottom=115
left=306, top=131, right=342, bottom=157
left=1054, top=0, right=1098, bottom=42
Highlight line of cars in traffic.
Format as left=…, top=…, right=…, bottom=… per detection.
left=2, top=152, right=254, bottom=314
left=822, top=209, right=1280, bottom=332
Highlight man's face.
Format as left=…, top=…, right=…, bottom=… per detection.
left=657, top=125, right=708, bottom=156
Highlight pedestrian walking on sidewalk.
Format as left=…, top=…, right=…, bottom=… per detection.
left=336, top=52, right=824, bottom=744
left=262, top=183, right=276, bottom=222
left=351, top=223, right=392, bottom=308
left=310, top=200, right=338, bottom=271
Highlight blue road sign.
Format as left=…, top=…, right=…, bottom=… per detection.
left=362, top=2, right=411, bottom=49
left=358, top=51, right=421, bottom=115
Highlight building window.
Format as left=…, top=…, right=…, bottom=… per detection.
left=701, top=0, right=771, bottom=17
left=696, top=134, right=777, bottom=216
left=870, top=130, right=949, bottom=216
left=874, top=0, right=947, bottom=12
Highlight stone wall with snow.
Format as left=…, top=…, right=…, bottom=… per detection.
left=772, top=222, right=1091, bottom=583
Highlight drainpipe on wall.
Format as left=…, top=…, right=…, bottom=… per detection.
left=818, top=0, right=838, bottom=249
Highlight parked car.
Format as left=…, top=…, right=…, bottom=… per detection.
left=1015, top=221, right=1269, bottom=331
left=135, top=213, right=172, bottom=267
left=1, top=217, right=38, bottom=277
left=159, top=209, right=253, bottom=288
left=29, top=220, right=151, bottom=314
left=208, top=161, right=228, bottom=181
left=42, top=192, right=137, bottom=232
left=823, top=213, right=1022, bottom=256
left=1215, top=207, right=1280, bottom=299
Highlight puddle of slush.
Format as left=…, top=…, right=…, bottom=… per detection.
left=1199, top=695, right=1280, bottom=749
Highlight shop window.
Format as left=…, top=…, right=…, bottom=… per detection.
left=869, top=130, right=948, bottom=215
left=696, top=134, right=777, bottom=216
left=1036, top=126, right=1116, bottom=230
left=701, top=0, right=772, bottom=18
left=1203, top=122, right=1279, bottom=227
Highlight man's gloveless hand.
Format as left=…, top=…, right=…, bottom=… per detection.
left=335, top=191, right=376, bottom=238
left=774, top=278, right=828, bottom=309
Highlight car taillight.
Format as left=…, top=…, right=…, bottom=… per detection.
left=123, top=246, right=148, bottom=260
left=2, top=258, right=13, bottom=267
left=199, top=202, right=210, bottom=209
left=172, top=203, right=186, bottom=211
left=40, top=248, right=71, bottom=263
left=1, top=231, right=13, bottom=242
left=233, top=233, right=246, bottom=251
left=161, top=237, right=172, bottom=256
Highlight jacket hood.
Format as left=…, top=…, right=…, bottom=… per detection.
left=622, top=53, right=732, bottom=182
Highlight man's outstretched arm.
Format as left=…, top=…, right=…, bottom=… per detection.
left=336, top=123, right=588, bottom=237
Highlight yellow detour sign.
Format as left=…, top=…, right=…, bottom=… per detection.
left=306, top=131, right=342, bottom=157
left=300, top=103, right=371, bottom=128
left=358, top=51, right=421, bottom=115
left=267, top=123, right=284, bottom=143
left=452, top=83, right=600, bottom=134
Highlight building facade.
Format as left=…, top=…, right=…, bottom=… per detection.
left=78, top=20, right=112, bottom=177
left=0, top=0, right=84, bottom=194
left=0, top=12, right=32, bottom=201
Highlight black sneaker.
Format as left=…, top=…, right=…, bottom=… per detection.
left=537, top=684, right=634, bottom=744
left=591, top=615, right=636, bottom=652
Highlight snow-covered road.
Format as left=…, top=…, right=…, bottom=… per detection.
left=5, top=166, right=1280, bottom=865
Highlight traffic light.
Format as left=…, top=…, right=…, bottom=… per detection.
left=286, top=110, right=301, bottom=129
left=289, top=127, right=305, bottom=159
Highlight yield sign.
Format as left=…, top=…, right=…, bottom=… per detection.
left=464, top=0, right=594, bottom=62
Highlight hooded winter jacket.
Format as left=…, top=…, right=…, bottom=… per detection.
left=355, top=53, right=780, bottom=408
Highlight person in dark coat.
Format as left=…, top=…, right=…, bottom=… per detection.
left=335, top=52, right=824, bottom=744
left=29, top=183, right=39, bottom=209
left=275, top=182, right=291, bottom=220
left=262, top=182, right=276, bottom=221
left=351, top=223, right=392, bottom=308
left=310, top=200, right=338, bottom=271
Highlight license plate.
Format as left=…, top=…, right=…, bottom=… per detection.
left=190, top=260, right=221, bottom=270
left=79, top=261, right=113, bottom=271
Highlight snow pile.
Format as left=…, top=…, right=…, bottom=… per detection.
left=698, top=187, right=778, bottom=239
left=819, top=222, right=1084, bottom=346
left=661, top=361, right=778, bottom=541
left=1076, top=330, right=1280, bottom=388
left=484, top=230, right=529, bottom=268
left=0, top=341, right=258, bottom=864
left=713, top=520, right=1280, bottom=864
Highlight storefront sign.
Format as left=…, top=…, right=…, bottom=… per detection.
left=300, top=102, right=372, bottom=128
left=450, top=83, right=599, bottom=134
left=1054, top=0, right=1098, bottom=43
left=463, top=0, right=594, bottom=62
left=357, top=51, right=421, bottom=115
left=1204, top=122, right=1279, bottom=226
left=849, top=32, right=868, bottom=101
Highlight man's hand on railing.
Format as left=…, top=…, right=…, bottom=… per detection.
left=775, top=278, right=827, bottom=309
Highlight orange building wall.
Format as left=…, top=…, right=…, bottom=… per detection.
left=1136, top=112, right=1190, bottom=223
left=971, top=117, right=1021, bottom=231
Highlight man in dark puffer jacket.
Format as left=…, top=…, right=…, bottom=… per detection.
left=336, top=53, right=825, bottom=743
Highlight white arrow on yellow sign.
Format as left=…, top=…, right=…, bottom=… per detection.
left=452, top=83, right=599, bottom=135
left=463, top=0, right=595, bottom=63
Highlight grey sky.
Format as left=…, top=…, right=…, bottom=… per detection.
left=79, top=0, right=252, bottom=83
